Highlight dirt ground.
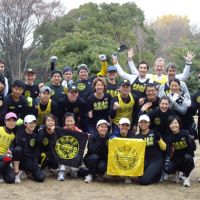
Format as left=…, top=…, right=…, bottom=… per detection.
left=0, top=144, right=200, bottom=200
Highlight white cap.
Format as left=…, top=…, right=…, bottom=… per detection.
left=24, top=115, right=37, bottom=123
left=119, top=118, right=130, bottom=125
left=138, top=114, right=150, bottom=122
left=96, top=119, right=110, bottom=128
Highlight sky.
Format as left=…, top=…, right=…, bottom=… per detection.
left=60, top=0, right=200, bottom=26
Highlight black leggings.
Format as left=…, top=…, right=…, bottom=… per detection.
left=166, top=154, right=194, bottom=177
left=139, top=157, right=164, bottom=185
left=84, top=154, right=107, bottom=177
left=20, top=159, right=45, bottom=182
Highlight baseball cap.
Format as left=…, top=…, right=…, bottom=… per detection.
left=63, top=66, right=72, bottom=74
left=138, top=114, right=150, bottom=122
left=77, top=64, right=89, bottom=74
left=24, top=115, right=37, bottom=123
left=68, top=83, right=78, bottom=92
left=107, top=66, right=117, bottom=72
left=0, top=74, right=5, bottom=85
left=24, top=68, right=36, bottom=75
left=96, top=119, right=110, bottom=128
left=119, top=79, right=131, bottom=86
left=51, top=70, right=62, bottom=78
left=119, top=118, right=130, bottom=125
left=5, top=112, right=17, bottom=120
left=40, top=86, right=52, bottom=93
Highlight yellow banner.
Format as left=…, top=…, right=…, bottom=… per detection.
left=107, top=138, right=146, bottom=177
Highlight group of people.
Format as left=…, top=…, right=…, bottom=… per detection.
left=0, top=49, right=199, bottom=187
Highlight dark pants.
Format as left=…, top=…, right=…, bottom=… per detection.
left=20, top=159, right=45, bottom=182
left=166, top=154, right=194, bottom=177
left=139, top=157, right=164, bottom=185
left=39, top=153, right=58, bottom=170
left=84, top=154, right=107, bottom=177
left=0, top=146, right=23, bottom=183
left=0, top=161, right=15, bottom=183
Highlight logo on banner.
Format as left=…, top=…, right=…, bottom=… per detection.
left=55, top=135, right=79, bottom=160
left=114, top=146, right=138, bottom=170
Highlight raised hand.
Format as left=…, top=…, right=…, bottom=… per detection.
left=184, top=51, right=195, bottom=63
left=127, top=48, right=134, bottom=60
left=112, top=53, right=118, bottom=65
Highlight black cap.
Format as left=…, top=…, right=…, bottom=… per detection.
left=68, top=83, right=78, bottom=92
left=119, top=79, right=131, bottom=86
left=51, top=70, right=62, bottom=78
left=24, top=68, right=36, bottom=75
left=0, top=74, right=5, bottom=85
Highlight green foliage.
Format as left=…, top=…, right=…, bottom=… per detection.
left=166, top=37, right=200, bottom=94
left=47, top=31, right=118, bottom=73
left=31, top=2, right=158, bottom=77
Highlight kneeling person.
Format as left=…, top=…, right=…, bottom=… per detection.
left=15, top=115, right=45, bottom=182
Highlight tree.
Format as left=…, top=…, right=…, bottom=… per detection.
left=47, top=31, right=118, bottom=74
left=0, top=0, right=63, bottom=80
left=32, top=2, right=158, bottom=78
left=151, top=15, right=191, bottom=58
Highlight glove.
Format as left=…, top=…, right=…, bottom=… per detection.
left=26, top=97, right=33, bottom=107
left=172, top=93, right=179, bottom=102
left=99, top=54, right=107, bottom=61
left=16, top=118, right=24, bottom=126
left=51, top=56, right=58, bottom=63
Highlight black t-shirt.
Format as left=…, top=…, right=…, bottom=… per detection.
left=85, top=133, right=110, bottom=160
left=139, top=97, right=160, bottom=114
left=148, top=108, right=175, bottom=139
left=2, top=94, right=30, bottom=119
left=49, top=84, right=65, bottom=104
left=15, top=126, right=39, bottom=159
left=106, top=81, right=119, bottom=98
left=87, top=93, right=111, bottom=127
left=77, top=77, right=94, bottom=101
left=58, top=95, right=87, bottom=129
left=131, top=77, right=150, bottom=99
left=134, top=130, right=163, bottom=160
left=23, top=84, right=39, bottom=100
left=191, top=91, right=200, bottom=131
left=165, top=129, right=193, bottom=158
left=38, top=127, right=57, bottom=159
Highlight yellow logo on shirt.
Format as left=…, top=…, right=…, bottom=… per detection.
left=77, top=83, right=86, bottom=91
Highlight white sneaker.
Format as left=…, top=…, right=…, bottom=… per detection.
left=198, top=178, right=200, bottom=183
left=15, top=173, right=21, bottom=183
left=125, top=177, right=132, bottom=184
left=58, top=171, right=65, bottom=181
left=183, top=177, right=191, bottom=187
left=84, top=174, right=93, bottom=183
